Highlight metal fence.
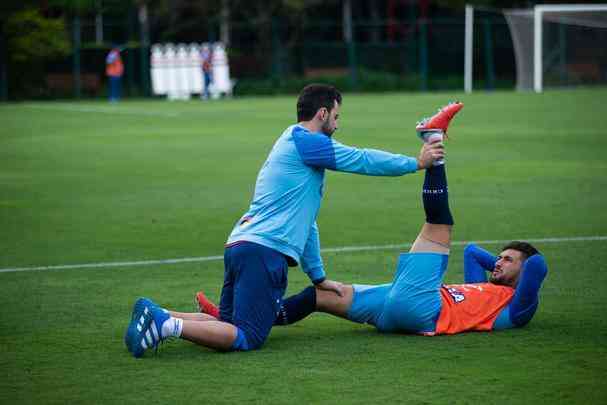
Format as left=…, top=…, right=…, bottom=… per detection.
left=1, top=12, right=517, bottom=100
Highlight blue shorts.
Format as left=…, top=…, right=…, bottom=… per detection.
left=220, top=242, right=288, bottom=350
left=348, top=252, right=448, bottom=334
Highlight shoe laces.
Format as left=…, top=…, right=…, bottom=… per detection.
left=417, top=117, right=430, bottom=126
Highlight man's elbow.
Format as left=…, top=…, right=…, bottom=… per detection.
left=511, top=303, right=538, bottom=327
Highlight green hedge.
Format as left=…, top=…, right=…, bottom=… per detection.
left=233, top=70, right=420, bottom=95
left=233, top=69, right=514, bottom=96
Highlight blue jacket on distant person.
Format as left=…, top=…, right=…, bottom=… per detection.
left=227, top=124, right=418, bottom=283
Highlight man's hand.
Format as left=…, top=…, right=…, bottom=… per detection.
left=315, top=279, right=346, bottom=297
left=417, top=140, right=445, bottom=170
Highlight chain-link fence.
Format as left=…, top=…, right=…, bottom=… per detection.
left=1, top=10, right=517, bottom=100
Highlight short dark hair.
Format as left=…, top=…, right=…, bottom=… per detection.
left=297, top=84, right=342, bottom=122
left=501, top=241, right=539, bottom=260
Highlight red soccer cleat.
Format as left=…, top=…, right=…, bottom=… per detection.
left=415, top=101, right=464, bottom=135
left=195, top=291, right=220, bottom=319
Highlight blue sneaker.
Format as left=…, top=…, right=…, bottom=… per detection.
left=148, top=300, right=170, bottom=345
left=124, top=297, right=169, bottom=358
left=125, top=305, right=153, bottom=358
left=124, top=297, right=155, bottom=348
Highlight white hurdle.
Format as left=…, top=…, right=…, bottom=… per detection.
left=150, top=44, right=167, bottom=95
left=210, top=42, right=235, bottom=98
left=150, top=42, right=234, bottom=100
left=187, top=43, right=203, bottom=95
left=174, top=44, right=191, bottom=100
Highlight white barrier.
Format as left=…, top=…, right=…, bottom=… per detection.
left=150, top=42, right=234, bottom=100
left=176, top=44, right=191, bottom=99
left=187, top=43, right=203, bottom=94
left=164, top=44, right=178, bottom=100
left=150, top=44, right=166, bottom=95
left=210, top=42, right=234, bottom=98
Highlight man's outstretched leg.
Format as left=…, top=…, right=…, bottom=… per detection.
left=410, top=101, right=462, bottom=254
left=409, top=144, right=453, bottom=254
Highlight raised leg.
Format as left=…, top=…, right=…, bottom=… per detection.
left=410, top=132, right=453, bottom=254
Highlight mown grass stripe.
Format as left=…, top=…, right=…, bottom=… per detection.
left=1, top=235, right=605, bottom=274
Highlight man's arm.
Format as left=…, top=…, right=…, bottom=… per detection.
left=292, top=127, right=419, bottom=176
left=330, top=140, right=418, bottom=175
left=300, top=222, right=344, bottom=296
left=300, top=221, right=325, bottom=284
left=509, top=254, right=548, bottom=326
left=463, top=243, right=497, bottom=283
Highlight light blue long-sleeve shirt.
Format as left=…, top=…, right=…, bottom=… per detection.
left=226, top=124, right=418, bottom=283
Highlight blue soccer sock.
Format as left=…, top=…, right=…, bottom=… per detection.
left=422, top=164, right=454, bottom=225
left=274, top=286, right=317, bottom=326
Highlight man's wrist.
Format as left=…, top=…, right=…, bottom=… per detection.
left=312, top=277, right=326, bottom=285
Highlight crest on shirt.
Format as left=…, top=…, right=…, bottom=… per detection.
left=444, top=285, right=465, bottom=303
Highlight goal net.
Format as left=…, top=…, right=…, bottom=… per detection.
left=504, top=4, right=607, bottom=92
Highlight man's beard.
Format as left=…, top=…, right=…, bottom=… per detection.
left=490, top=273, right=510, bottom=287
left=321, top=120, right=335, bottom=137
left=489, top=275, right=503, bottom=285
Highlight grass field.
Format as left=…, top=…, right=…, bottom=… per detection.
left=1, top=89, right=607, bottom=404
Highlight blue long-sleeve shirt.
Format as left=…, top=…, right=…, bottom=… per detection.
left=227, top=124, right=419, bottom=283
left=463, top=243, right=548, bottom=329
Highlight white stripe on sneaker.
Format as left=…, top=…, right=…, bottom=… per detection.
left=150, top=321, right=160, bottom=342
left=137, top=312, right=146, bottom=332
left=145, top=329, right=153, bottom=345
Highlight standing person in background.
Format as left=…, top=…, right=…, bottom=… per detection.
left=200, top=44, right=213, bottom=100
left=106, top=45, right=124, bottom=102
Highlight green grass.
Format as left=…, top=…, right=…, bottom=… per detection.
left=1, top=89, right=607, bottom=404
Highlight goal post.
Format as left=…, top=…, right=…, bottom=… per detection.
left=464, top=5, right=474, bottom=93
left=464, top=5, right=504, bottom=93
left=533, top=4, right=607, bottom=92
left=465, top=3, right=607, bottom=93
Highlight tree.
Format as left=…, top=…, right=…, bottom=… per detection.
left=4, top=8, right=71, bottom=98
left=5, top=9, right=70, bottom=64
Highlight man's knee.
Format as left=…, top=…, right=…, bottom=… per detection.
left=410, top=229, right=451, bottom=254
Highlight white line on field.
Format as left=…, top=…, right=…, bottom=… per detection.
left=23, top=104, right=181, bottom=118
left=1, top=235, right=606, bottom=274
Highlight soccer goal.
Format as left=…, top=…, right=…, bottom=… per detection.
left=465, top=4, right=607, bottom=92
